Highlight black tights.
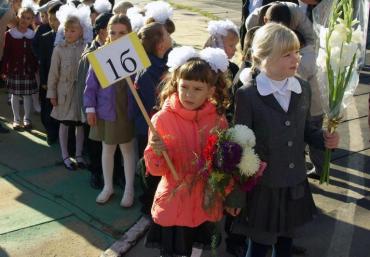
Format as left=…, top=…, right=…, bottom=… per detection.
left=250, top=237, right=293, bottom=257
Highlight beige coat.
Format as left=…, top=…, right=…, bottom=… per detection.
left=47, top=40, right=85, bottom=121
left=297, top=44, right=323, bottom=117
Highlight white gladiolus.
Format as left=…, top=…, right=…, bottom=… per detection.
left=329, top=23, right=347, bottom=47
left=316, top=48, right=327, bottom=71
left=238, top=148, right=260, bottom=177
left=227, top=125, right=256, bottom=148
left=351, top=26, right=363, bottom=44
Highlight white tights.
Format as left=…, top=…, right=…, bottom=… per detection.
left=59, top=123, right=84, bottom=160
left=11, top=95, right=32, bottom=122
left=101, top=140, right=136, bottom=194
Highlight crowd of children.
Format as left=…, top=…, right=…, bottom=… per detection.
left=0, top=0, right=342, bottom=256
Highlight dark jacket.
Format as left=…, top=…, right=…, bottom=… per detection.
left=32, top=23, right=51, bottom=59
left=234, top=74, right=324, bottom=188
left=38, top=30, right=56, bottom=86
left=129, top=54, right=168, bottom=136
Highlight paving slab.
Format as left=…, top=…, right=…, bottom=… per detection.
left=0, top=177, right=71, bottom=235
left=17, top=165, right=142, bottom=235
left=0, top=216, right=114, bottom=257
left=0, top=128, right=59, bottom=171
left=0, top=164, right=16, bottom=177
left=342, top=94, right=369, bottom=121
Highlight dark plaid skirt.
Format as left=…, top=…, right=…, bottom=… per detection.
left=7, top=74, right=38, bottom=95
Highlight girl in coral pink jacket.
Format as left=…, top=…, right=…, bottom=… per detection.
left=144, top=46, right=230, bottom=257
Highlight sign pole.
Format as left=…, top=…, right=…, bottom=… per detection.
left=125, top=77, right=179, bottom=181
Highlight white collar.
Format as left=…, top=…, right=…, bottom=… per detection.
left=256, top=72, right=302, bottom=96
left=9, top=27, right=35, bottom=39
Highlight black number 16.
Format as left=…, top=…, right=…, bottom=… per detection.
left=106, top=49, right=138, bottom=80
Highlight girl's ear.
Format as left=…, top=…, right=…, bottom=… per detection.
left=208, top=86, right=216, bottom=98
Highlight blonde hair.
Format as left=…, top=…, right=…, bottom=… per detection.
left=17, top=7, right=35, bottom=17
left=251, top=22, right=300, bottom=71
left=159, top=58, right=229, bottom=115
left=64, top=16, right=81, bottom=29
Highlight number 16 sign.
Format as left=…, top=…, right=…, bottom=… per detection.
left=87, top=32, right=151, bottom=88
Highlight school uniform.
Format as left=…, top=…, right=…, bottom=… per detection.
left=226, top=71, right=324, bottom=245
left=38, top=30, right=59, bottom=142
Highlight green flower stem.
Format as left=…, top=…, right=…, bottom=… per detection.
left=320, top=149, right=332, bottom=184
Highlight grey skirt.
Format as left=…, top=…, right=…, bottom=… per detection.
left=231, top=179, right=317, bottom=245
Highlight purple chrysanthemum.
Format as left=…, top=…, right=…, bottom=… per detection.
left=213, top=141, right=243, bottom=173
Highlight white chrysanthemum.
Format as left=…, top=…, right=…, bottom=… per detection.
left=55, top=3, right=93, bottom=45
left=167, top=46, right=199, bottom=72
left=227, top=124, right=256, bottom=148
left=199, top=47, right=228, bottom=72
left=127, top=8, right=144, bottom=32
left=145, top=1, right=173, bottom=24
left=22, top=0, right=39, bottom=14
left=207, top=19, right=239, bottom=37
left=238, top=148, right=260, bottom=177
left=239, top=68, right=253, bottom=85
left=93, top=0, right=112, bottom=14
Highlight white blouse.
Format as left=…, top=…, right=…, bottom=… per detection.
left=256, top=72, right=302, bottom=112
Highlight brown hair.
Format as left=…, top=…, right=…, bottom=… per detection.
left=242, top=26, right=260, bottom=62
left=38, top=0, right=50, bottom=7
left=145, top=17, right=175, bottom=34
left=137, top=22, right=165, bottom=55
left=159, top=58, right=229, bottom=114
left=105, top=14, right=132, bottom=43
left=112, top=1, right=134, bottom=15
left=17, top=7, right=35, bottom=17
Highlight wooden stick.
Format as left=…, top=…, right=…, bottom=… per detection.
left=125, top=77, right=179, bottom=181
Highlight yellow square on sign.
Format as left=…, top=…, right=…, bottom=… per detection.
left=87, top=32, right=151, bottom=88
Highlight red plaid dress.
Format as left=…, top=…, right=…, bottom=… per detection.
left=0, top=29, right=38, bottom=95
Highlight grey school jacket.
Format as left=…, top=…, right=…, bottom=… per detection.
left=233, top=75, right=324, bottom=190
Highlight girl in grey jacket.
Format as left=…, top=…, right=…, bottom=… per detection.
left=225, top=23, right=339, bottom=257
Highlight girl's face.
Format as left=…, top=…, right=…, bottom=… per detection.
left=177, top=79, right=215, bottom=111
left=265, top=50, right=301, bottom=80
left=223, top=32, right=238, bottom=59
left=18, top=12, right=34, bottom=30
left=48, top=13, right=60, bottom=32
left=158, top=26, right=172, bottom=55
left=12, top=0, right=22, bottom=12
left=40, top=12, right=48, bottom=24
left=64, top=23, right=83, bottom=44
left=108, top=23, right=129, bottom=42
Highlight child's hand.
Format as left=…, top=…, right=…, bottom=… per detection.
left=225, top=207, right=241, bottom=217
left=324, top=131, right=339, bottom=149
left=149, top=132, right=166, bottom=155
left=50, top=98, right=57, bottom=106
left=87, top=112, right=97, bottom=127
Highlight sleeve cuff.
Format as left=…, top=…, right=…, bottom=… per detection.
left=86, top=107, right=96, bottom=113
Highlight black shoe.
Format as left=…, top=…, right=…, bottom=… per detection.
left=307, top=172, right=321, bottom=180
left=12, top=121, right=22, bottom=131
left=46, top=136, right=57, bottom=145
left=90, top=173, right=104, bottom=189
left=75, top=156, right=87, bottom=169
left=292, top=245, right=307, bottom=255
left=0, top=124, right=9, bottom=134
left=63, top=157, right=77, bottom=171
left=23, top=120, right=32, bottom=131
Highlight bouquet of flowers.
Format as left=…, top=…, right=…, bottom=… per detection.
left=200, top=125, right=267, bottom=211
left=314, top=0, right=368, bottom=184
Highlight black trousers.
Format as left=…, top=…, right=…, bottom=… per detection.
left=39, top=87, right=59, bottom=140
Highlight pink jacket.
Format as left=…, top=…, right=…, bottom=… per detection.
left=144, top=94, right=228, bottom=227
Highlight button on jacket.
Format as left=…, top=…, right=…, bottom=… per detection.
left=234, top=76, right=325, bottom=188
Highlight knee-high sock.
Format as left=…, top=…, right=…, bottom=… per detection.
left=11, top=94, right=21, bottom=122
left=75, top=126, right=84, bottom=157
left=119, top=139, right=136, bottom=192
left=23, top=95, right=32, bottom=121
left=59, top=124, right=69, bottom=160
left=32, top=93, right=40, bottom=109
left=102, top=142, right=117, bottom=192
